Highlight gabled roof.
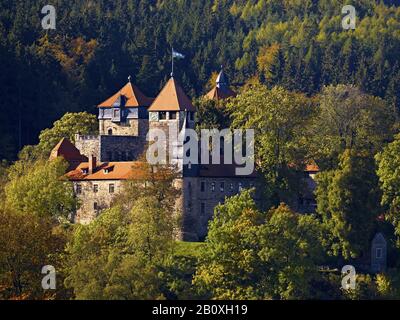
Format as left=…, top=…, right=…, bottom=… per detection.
left=98, top=82, right=153, bottom=108
left=148, top=77, right=195, bottom=112
left=50, top=138, right=88, bottom=163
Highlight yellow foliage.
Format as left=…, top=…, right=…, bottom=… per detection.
left=256, top=43, right=280, bottom=80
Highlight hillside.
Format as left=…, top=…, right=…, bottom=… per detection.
left=0, top=0, right=399, bottom=159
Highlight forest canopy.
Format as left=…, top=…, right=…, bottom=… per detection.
left=0, top=0, right=399, bottom=160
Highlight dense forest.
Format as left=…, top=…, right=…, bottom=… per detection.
left=0, top=0, right=400, bottom=160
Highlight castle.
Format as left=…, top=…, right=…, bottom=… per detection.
left=50, top=70, right=317, bottom=241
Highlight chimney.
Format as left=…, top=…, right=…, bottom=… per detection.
left=89, top=155, right=96, bottom=174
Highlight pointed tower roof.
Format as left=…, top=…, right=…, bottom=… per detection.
left=205, top=69, right=236, bottom=101
left=98, top=81, right=153, bottom=108
left=49, top=138, right=88, bottom=162
left=148, top=77, right=195, bottom=112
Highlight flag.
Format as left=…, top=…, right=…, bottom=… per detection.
left=172, top=49, right=185, bottom=59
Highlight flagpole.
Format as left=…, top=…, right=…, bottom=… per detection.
left=171, top=46, right=174, bottom=77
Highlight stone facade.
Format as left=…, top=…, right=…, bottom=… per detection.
left=75, top=134, right=100, bottom=159
left=181, top=177, right=259, bottom=241
left=100, top=118, right=139, bottom=136
left=99, top=135, right=146, bottom=162
left=72, top=179, right=123, bottom=224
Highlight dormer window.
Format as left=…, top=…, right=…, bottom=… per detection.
left=81, top=168, right=89, bottom=174
left=104, top=166, right=114, bottom=174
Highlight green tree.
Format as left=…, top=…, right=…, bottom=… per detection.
left=19, top=112, right=98, bottom=161
left=65, top=195, right=178, bottom=300
left=0, top=209, right=69, bottom=299
left=311, top=85, right=396, bottom=170
left=194, top=190, right=325, bottom=300
left=376, top=134, right=400, bottom=245
left=315, top=150, right=382, bottom=259
left=5, top=158, right=76, bottom=218
left=194, top=98, right=231, bottom=132
left=227, top=85, right=314, bottom=207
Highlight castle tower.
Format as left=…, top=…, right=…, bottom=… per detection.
left=97, top=78, right=153, bottom=137
left=205, top=67, right=236, bottom=101
left=148, top=77, right=197, bottom=173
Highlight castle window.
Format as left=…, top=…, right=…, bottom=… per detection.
left=159, top=112, right=167, bottom=120
left=376, top=248, right=383, bottom=259
left=230, top=183, right=234, bottom=192
left=220, top=182, right=225, bottom=192
left=108, top=128, right=113, bottom=135
left=200, top=203, right=206, bottom=215
left=238, top=183, right=243, bottom=192
left=169, top=111, right=177, bottom=119
left=200, top=181, right=205, bottom=192
left=94, top=202, right=98, bottom=211
left=93, top=184, right=99, bottom=193
left=109, top=184, right=115, bottom=194
left=188, top=112, right=195, bottom=121
left=76, top=184, right=82, bottom=195
left=211, top=182, right=215, bottom=192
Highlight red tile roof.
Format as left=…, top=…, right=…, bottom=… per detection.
left=50, top=138, right=88, bottom=163
left=205, top=86, right=236, bottom=101
left=66, top=161, right=142, bottom=181
left=148, top=77, right=195, bottom=112
left=98, top=82, right=153, bottom=108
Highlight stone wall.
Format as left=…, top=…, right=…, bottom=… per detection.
left=74, top=134, right=100, bottom=159
left=100, top=119, right=139, bottom=136
left=99, top=135, right=146, bottom=162
left=72, top=179, right=124, bottom=224
left=181, top=176, right=260, bottom=241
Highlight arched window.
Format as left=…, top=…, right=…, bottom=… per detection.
left=108, top=128, right=113, bottom=135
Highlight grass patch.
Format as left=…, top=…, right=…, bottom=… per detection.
left=174, top=241, right=206, bottom=258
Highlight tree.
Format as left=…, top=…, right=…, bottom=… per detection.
left=194, top=98, right=231, bottom=132
left=18, top=112, right=98, bottom=161
left=257, top=204, right=326, bottom=299
left=193, top=190, right=325, bottom=300
left=113, top=159, right=181, bottom=214
left=0, top=209, right=69, bottom=299
left=227, top=85, right=315, bottom=207
left=0, top=160, right=8, bottom=203
left=376, top=134, right=400, bottom=245
left=5, top=157, right=77, bottom=218
left=65, top=194, right=178, bottom=300
left=36, top=112, right=98, bottom=157
left=315, top=149, right=382, bottom=259
left=311, top=85, right=396, bottom=170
